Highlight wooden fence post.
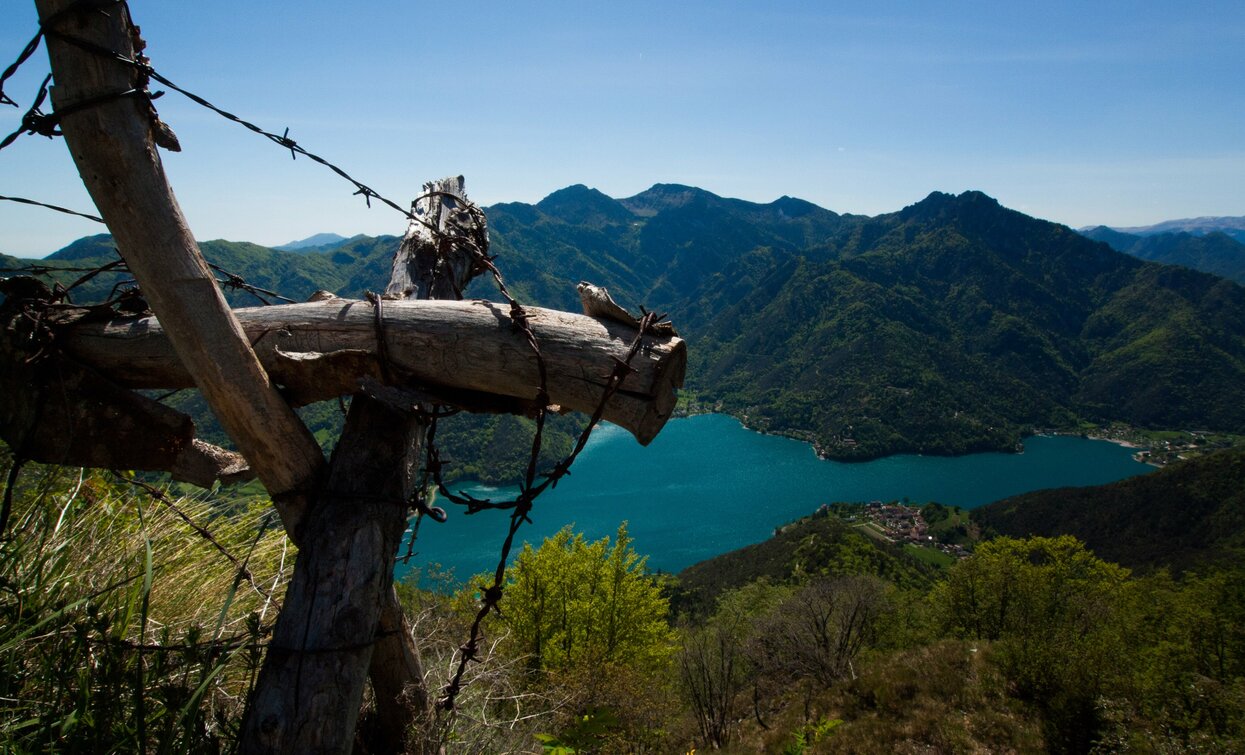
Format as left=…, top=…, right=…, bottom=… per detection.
left=33, top=0, right=323, bottom=537
left=241, top=180, right=486, bottom=753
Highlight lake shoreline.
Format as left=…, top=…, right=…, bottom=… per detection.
left=417, top=415, right=1154, bottom=585
left=441, top=413, right=1168, bottom=495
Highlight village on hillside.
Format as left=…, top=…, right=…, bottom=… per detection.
left=824, top=501, right=973, bottom=560
left=1067, top=424, right=1244, bottom=467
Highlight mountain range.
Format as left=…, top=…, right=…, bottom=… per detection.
left=1082, top=215, right=1245, bottom=243
left=1079, top=225, right=1245, bottom=285
left=5, top=185, right=1245, bottom=463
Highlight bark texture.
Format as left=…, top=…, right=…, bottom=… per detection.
left=58, top=298, right=686, bottom=443
left=34, top=0, right=323, bottom=536
left=240, top=399, right=411, bottom=755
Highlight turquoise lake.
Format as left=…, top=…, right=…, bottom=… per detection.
left=398, top=413, right=1153, bottom=582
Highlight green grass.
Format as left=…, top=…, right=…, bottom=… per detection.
left=853, top=522, right=890, bottom=542
left=902, top=544, right=956, bottom=568
left=0, top=457, right=290, bottom=752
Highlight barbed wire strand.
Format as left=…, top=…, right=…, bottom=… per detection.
left=0, top=195, right=103, bottom=223
left=0, top=0, right=124, bottom=108
left=435, top=312, right=658, bottom=711
left=33, top=24, right=445, bottom=239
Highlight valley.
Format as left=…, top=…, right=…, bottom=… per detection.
left=5, top=186, right=1244, bottom=753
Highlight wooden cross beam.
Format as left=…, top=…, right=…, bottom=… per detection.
left=0, top=288, right=685, bottom=484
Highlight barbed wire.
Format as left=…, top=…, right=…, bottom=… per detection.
left=0, top=194, right=103, bottom=223
left=2, top=0, right=446, bottom=245
left=2, top=3, right=679, bottom=718
left=0, top=0, right=122, bottom=109
left=433, top=311, right=660, bottom=711
left=0, top=73, right=58, bottom=151
left=21, top=18, right=444, bottom=238
left=2, top=253, right=296, bottom=309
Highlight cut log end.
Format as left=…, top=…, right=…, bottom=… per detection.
left=631, top=336, right=686, bottom=445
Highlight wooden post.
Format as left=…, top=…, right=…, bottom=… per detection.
left=26, top=5, right=684, bottom=753
left=239, top=179, right=493, bottom=754
left=34, top=0, right=323, bottom=537
left=53, top=298, right=686, bottom=443
left=369, top=177, right=484, bottom=752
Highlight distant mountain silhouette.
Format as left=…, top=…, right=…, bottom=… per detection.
left=1081, top=226, right=1245, bottom=284
left=272, top=232, right=350, bottom=252
left=1087, top=216, right=1245, bottom=244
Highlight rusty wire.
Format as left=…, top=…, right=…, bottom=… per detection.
left=31, top=20, right=447, bottom=239
left=3, top=254, right=295, bottom=309
left=0, top=194, right=103, bottom=223
left=433, top=312, right=659, bottom=710
left=0, top=0, right=123, bottom=108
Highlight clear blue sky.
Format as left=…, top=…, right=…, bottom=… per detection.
left=2, top=0, right=1242, bottom=256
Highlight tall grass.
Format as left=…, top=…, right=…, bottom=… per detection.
left=0, top=456, right=291, bottom=753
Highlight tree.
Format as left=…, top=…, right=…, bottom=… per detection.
left=499, top=525, right=676, bottom=750
left=933, top=536, right=1131, bottom=751
left=678, top=580, right=790, bottom=748
left=504, top=524, right=673, bottom=673
left=750, top=575, right=889, bottom=691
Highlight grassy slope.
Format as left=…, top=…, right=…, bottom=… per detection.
left=672, top=508, right=938, bottom=620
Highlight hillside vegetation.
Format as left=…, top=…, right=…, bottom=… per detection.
left=1081, top=225, right=1245, bottom=285
left=974, top=447, right=1245, bottom=573
left=10, top=186, right=1245, bottom=469
left=4, top=389, right=1245, bottom=751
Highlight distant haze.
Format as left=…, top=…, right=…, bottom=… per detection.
left=1104, top=217, right=1245, bottom=237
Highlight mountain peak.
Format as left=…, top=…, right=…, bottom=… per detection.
left=536, top=185, right=634, bottom=226
left=620, top=184, right=721, bottom=217
left=768, top=195, right=827, bottom=218
left=898, top=190, right=1003, bottom=222
left=273, top=232, right=348, bottom=252
left=46, top=233, right=115, bottom=261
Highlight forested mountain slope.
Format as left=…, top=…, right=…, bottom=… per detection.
left=1081, top=225, right=1245, bottom=285
left=14, top=186, right=1245, bottom=464
left=684, top=191, right=1245, bottom=458
left=973, top=447, right=1245, bottom=573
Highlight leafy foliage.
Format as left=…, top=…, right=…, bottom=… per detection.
left=503, top=524, right=674, bottom=673
left=494, top=524, right=677, bottom=751
left=932, top=536, right=1245, bottom=752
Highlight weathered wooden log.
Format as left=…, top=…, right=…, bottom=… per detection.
left=0, top=277, right=252, bottom=487
left=240, top=398, right=410, bottom=755
left=373, top=176, right=478, bottom=752
left=0, top=346, right=252, bottom=488
left=58, top=297, right=686, bottom=444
